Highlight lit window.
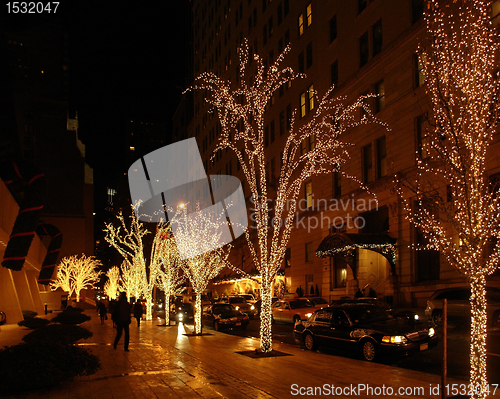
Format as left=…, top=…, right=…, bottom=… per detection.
left=414, top=53, right=427, bottom=88
left=130, top=146, right=135, bottom=151
left=306, top=3, right=312, bottom=26
left=298, top=13, right=304, bottom=36
left=305, top=181, right=313, bottom=209
left=308, top=84, right=315, bottom=111
left=300, top=92, right=306, bottom=118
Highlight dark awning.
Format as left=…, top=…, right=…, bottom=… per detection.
left=316, top=233, right=397, bottom=277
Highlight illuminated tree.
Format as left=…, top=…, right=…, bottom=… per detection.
left=396, top=1, right=499, bottom=395
left=156, top=226, right=185, bottom=326
left=103, top=266, right=121, bottom=300
left=50, top=256, right=75, bottom=301
left=190, top=41, right=377, bottom=351
left=104, top=207, right=165, bottom=320
left=51, top=254, right=102, bottom=302
left=170, top=204, right=231, bottom=334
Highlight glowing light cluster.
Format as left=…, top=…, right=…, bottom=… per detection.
left=51, top=254, right=102, bottom=303
left=189, top=39, right=380, bottom=352
left=104, top=205, right=166, bottom=320
left=156, top=226, right=185, bottom=326
left=103, top=266, right=121, bottom=300
left=395, top=1, right=499, bottom=396
left=169, top=203, right=232, bottom=334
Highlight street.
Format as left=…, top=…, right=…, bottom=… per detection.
left=201, top=317, right=500, bottom=385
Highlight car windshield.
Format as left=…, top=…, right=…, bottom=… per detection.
left=289, top=300, right=314, bottom=309
left=229, top=298, right=247, bottom=304
left=346, top=306, right=390, bottom=323
left=212, top=304, right=234, bottom=313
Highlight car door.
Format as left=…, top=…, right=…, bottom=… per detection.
left=329, top=309, right=355, bottom=349
left=309, top=308, right=334, bottom=347
left=281, top=302, right=292, bottom=323
left=272, top=301, right=283, bottom=322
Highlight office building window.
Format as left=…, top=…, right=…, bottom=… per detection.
left=358, top=0, right=368, bottom=13
left=300, top=92, right=307, bottom=118
left=309, top=133, right=315, bottom=151
left=263, top=24, right=267, bottom=45
left=306, top=42, right=313, bottom=69
left=333, top=171, right=341, bottom=198
left=298, top=51, right=305, bottom=73
left=375, top=80, right=385, bottom=113
left=331, top=60, right=338, bottom=86
left=308, top=84, right=315, bottom=112
left=359, top=32, right=369, bottom=67
left=363, top=143, right=373, bottom=183
left=265, top=124, right=270, bottom=147
left=268, top=16, right=274, bottom=37
left=305, top=180, right=313, bottom=209
left=330, top=15, right=337, bottom=43
left=416, top=115, right=430, bottom=159
left=412, top=0, right=424, bottom=24
left=286, top=104, right=292, bottom=131
left=305, top=241, right=314, bottom=262
left=372, top=19, right=382, bottom=56
left=278, top=2, right=283, bottom=25
left=376, top=136, right=387, bottom=179
left=414, top=53, right=426, bottom=88
left=284, top=0, right=289, bottom=16
left=270, top=119, right=275, bottom=143
left=279, top=110, right=285, bottom=136
left=306, top=3, right=312, bottom=26
left=298, top=13, right=304, bottom=36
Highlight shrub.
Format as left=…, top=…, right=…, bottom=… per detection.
left=51, top=311, right=90, bottom=325
left=22, top=310, right=37, bottom=319
left=0, top=342, right=100, bottom=395
left=23, top=324, right=92, bottom=345
left=17, top=317, right=50, bottom=329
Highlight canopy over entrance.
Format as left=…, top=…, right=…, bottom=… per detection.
left=316, top=232, right=397, bottom=278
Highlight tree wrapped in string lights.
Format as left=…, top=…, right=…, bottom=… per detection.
left=396, top=1, right=500, bottom=395
left=189, top=40, right=378, bottom=352
left=103, top=266, right=121, bottom=300
left=51, top=254, right=102, bottom=302
left=169, top=204, right=231, bottom=334
left=104, top=206, right=165, bottom=320
left=156, top=226, right=185, bottom=326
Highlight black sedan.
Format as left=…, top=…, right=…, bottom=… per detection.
left=294, top=304, right=437, bottom=362
left=202, top=303, right=249, bottom=331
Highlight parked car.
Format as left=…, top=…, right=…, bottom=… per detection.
left=173, top=302, right=194, bottom=324
left=271, top=299, right=315, bottom=324
left=202, top=303, right=249, bottom=331
left=425, top=286, right=500, bottom=327
left=238, top=294, right=257, bottom=304
left=254, top=296, right=279, bottom=316
left=305, top=297, right=329, bottom=309
left=330, top=298, right=419, bottom=321
left=219, top=296, right=257, bottom=319
left=294, top=304, right=437, bottom=361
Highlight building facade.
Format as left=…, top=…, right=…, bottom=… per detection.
left=178, top=0, right=500, bottom=307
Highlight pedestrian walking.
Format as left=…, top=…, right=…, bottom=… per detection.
left=134, top=300, right=143, bottom=327
left=97, top=301, right=107, bottom=324
left=113, top=292, right=131, bottom=351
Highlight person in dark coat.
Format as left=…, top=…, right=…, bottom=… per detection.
left=133, top=300, right=143, bottom=327
left=113, top=292, right=131, bottom=351
left=97, top=301, right=107, bottom=324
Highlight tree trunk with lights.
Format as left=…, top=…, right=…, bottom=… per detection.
left=165, top=296, right=171, bottom=326
left=190, top=40, right=379, bottom=352
left=259, top=277, right=273, bottom=352
left=194, top=293, right=202, bottom=334
left=395, top=1, right=500, bottom=396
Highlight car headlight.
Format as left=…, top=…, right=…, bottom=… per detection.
left=428, top=327, right=435, bottom=337
left=158, top=304, right=162, bottom=308
left=305, top=313, right=313, bottom=318
left=414, top=314, right=419, bottom=321
left=178, top=313, right=183, bottom=319
left=382, top=335, right=408, bottom=344
left=250, top=305, right=255, bottom=310
left=235, top=306, right=240, bottom=311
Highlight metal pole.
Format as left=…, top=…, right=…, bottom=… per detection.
left=441, top=298, right=447, bottom=399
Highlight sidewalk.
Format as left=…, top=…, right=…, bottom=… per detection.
left=0, top=311, right=471, bottom=399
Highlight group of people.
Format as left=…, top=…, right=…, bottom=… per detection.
left=96, top=293, right=145, bottom=351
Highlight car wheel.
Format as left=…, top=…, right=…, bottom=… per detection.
left=361, top=339, right=378, bottom=362
left=214, top=321, right=219, bottom=331
left=493, top=310, right=500, bottom=327
left=432, top=310, right=443, bottom=326
left=293, top=315, right=301, bottom=324
left=304, top=333, right=317, bottom=351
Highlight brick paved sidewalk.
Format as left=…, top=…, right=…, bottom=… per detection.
left=0, top=311, right=471, bottom=399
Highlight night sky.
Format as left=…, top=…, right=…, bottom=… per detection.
left=3, top=0, right=191, bottom=191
